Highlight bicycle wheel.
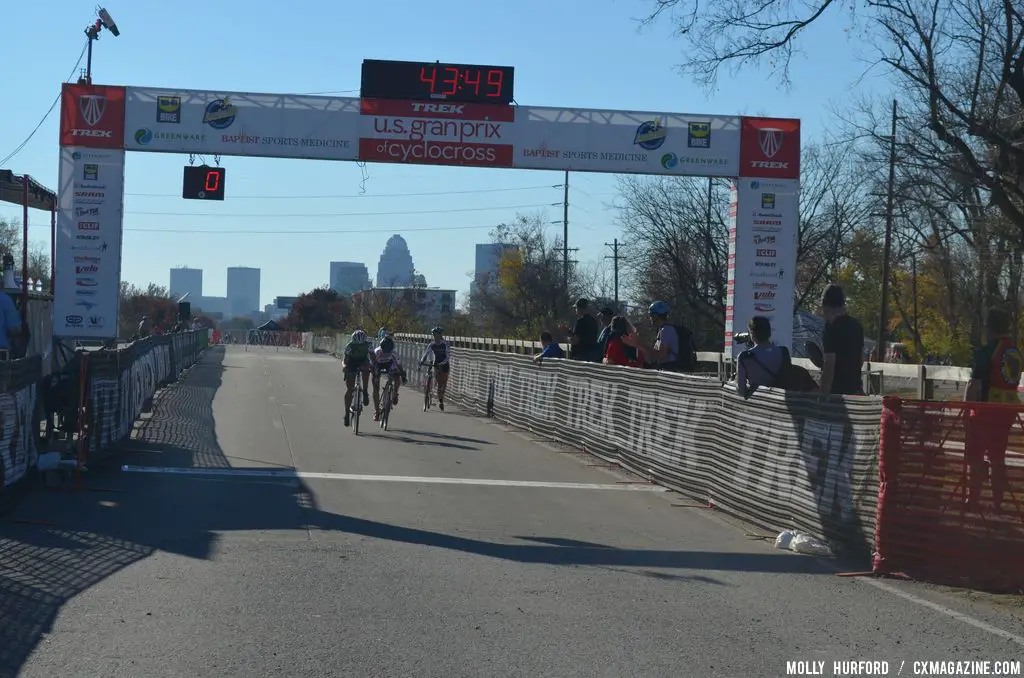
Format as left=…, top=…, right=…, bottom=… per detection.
left=381, top=380, right=393, bottom=430
left=351, top=382, right=361, bottom=435
left=424, top=370, right=432, bottom=411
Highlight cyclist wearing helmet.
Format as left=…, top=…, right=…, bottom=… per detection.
left=377, top=327, right=390, bottom=344
left=341, top=329, right=373, bottom=427
left=622, top=300, right=697, bottom=372
left=371, top=335, right=407, bottom=421
left=420, top=326, right=452, bottom=410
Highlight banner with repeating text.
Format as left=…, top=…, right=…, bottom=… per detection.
left=513, top=108, right=742, bottom=176
left=123, top=88, right=360, bottom=160
left=725, top=178, right=799, bottom=354
left=54, top=146, right=125, bottom=339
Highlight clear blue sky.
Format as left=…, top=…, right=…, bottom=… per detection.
left=1, top=0, right=883, bottom=308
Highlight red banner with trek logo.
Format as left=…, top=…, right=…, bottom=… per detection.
left=60, top=83, right=127, bottom=150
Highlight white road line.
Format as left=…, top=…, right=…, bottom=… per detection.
left=856, top=576, right=1024, bottom=647
left=119, top=465, right=667, bottom=491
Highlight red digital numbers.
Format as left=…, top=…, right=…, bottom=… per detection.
left=205, top=170, right=221, bottom=192
left=417, top=64, right=507, bottom=99
left=419, top=66, right=437, bottom=92
left=485, top=69, right=504, bottom=98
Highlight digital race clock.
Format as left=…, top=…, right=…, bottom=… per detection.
left=182, top=165, right=225, bottom=201
left=360, top=59, right=515, bottom=105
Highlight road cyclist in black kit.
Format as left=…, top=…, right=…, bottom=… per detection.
left=420, top=326, right=452, bottom=411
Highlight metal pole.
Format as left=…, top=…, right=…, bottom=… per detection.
left=50, top=208, right=56, bottom=295
left=85, top=34, right=94, bottom=83
left=612, top=238, right=619, bottom=309
left=912, top=249, right=919, bottom=354
left=562, top=170, right=569, bottom=302
left=21, top=179, right=29, bottom=326
left=877, top=99, right=898, bottom=362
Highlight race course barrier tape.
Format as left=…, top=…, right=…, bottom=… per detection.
left=399, top=342, right=882, bottom=558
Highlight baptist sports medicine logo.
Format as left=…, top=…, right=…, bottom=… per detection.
left=634, top=119, right=667, bottom=151
left=204, top=97, right=238, bottom=130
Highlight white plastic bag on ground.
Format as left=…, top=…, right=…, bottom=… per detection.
left=789, top=533, right=834, bottom=557
left=774, top=530, right=796, bottom=550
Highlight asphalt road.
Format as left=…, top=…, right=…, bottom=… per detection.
left=3, top=345, right=1023, bottom=678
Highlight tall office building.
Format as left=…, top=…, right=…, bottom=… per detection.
left=169, top=266, right=203, bottom=300
left=329, top=261, right=371, bottom=295
left=474, top=243, right=518, bottom=288
left=375, top=235, right=416, bottom=287
left=226, top=266, right=261, bottom=318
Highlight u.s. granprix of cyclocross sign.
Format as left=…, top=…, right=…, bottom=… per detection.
left=55, top=80, right=800, bottom=351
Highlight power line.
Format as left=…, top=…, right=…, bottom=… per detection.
left=0, top=41, right=89, bottom=167
left=126, top=223, right=499, bottom=235
left=124, top=202, right=559, bottom=219
left=125, top=184, right=561, bottom=200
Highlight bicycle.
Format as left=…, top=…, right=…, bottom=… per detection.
left=350, top=372, right=365, bottom=435
left=422, top=361, right=433, bottom=411
left=379, top=371, right=398, bottom=430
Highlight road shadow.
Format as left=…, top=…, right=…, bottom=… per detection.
left=361, top=432, right=481, bottom=451
left=388, top=428, right=493, bottom=446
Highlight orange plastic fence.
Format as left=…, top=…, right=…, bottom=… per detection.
left=874, top=397, right=1024, bottom=592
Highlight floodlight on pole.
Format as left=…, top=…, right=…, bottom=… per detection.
left=80, top=6, right=120, bottom=84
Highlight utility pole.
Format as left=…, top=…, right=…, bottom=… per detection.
left=604, top=238, right=621, bottom=310
left=878, top=99, right=898, bottom=363
left=562, top=170, right=570, bottom=302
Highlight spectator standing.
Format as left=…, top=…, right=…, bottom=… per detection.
left=963, top=307, right=1023, bottom=509
left=566, top=298, right=600, bottom=362
left=0, top=286, right=22, bottom=359
left=596, top=305, right=615, bottom=360
left=603, top=316, right=643, bottom=367
left=621, top=300, right=697, bottom=372
left=736, top=316, right=788, bottom=397
left=819, top=284, right=865, bottom=396
left=534, top=331, right=565, bottom=364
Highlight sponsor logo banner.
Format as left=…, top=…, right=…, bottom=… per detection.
left=124, top=88, right=359, bottom=161
left=358, top=99, right=515, bottom=168
left=739, top=117, right=801, bottom=179
left=60, top=84, right=127, bottom=150
left=54, top=146, right=124, bottom=339
left=724, top=178, right=799, bottom=353
left=513, top=108, right=741, bottom=177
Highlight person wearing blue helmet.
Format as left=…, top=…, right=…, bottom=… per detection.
left=621, top=300, right=697, bottom=372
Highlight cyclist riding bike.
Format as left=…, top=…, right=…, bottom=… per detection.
left=372, top=335, right=407, bottom=421
left=420, top=326, right=452, bottom=411
left=341, top=329, right=373, bottom=428
left=376, top=326, right=390, bottom=345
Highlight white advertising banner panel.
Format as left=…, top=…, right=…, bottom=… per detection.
left=513, top=107, right=740, bottom=177
left=54, top=146, right=125, bottom=339
left=725, top=178, right=799, bottom=354
left=123, top=88, right=360, bottom=161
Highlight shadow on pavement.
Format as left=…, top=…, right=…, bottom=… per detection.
left=361, top=432, right=481, bottom=451
left=387, top=429, right=493, bottom=446
left=0, top=345, right=828, bottom=676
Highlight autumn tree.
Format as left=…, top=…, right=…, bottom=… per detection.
left=471, top=213, right=579, bottom=339
left=352, top=288, right=423, bottom=333
left=118, top=281, right=176, bottom=338
left=282, top=286, right=352, bottom=332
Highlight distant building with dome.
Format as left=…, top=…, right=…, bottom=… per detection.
left=376, top=234, right=418, bottom=287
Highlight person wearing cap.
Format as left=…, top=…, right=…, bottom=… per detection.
left=566, top=298, right=601, bottom=362
left=819, top=283, right=864, bottom=396
left=596, top=305, right=615, bottom=360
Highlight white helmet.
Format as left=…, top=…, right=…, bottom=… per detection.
left=351, top=329, right=367, bottom=343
